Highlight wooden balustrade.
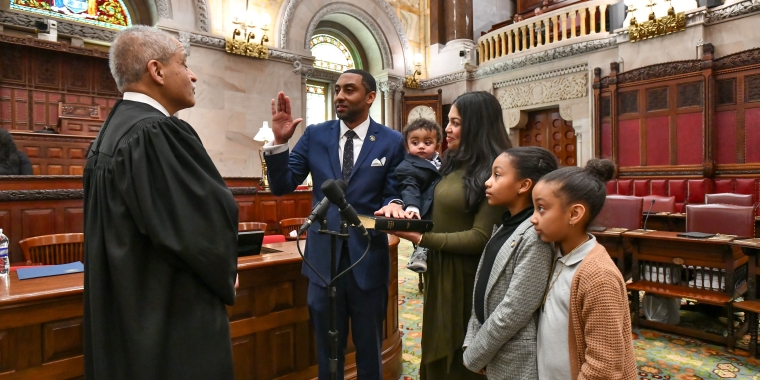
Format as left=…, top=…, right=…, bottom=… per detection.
left=477, top=0, right=620, bottom=64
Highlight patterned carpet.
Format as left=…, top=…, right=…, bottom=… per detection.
left=395, top=240, right=760, bottom=380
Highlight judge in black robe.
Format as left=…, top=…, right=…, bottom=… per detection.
left=83, top=26, right=238, bottom=380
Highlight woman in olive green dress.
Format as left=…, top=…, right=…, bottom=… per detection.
left=393, top=91, right=512, bottom=379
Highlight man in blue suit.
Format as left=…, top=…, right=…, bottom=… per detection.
left=264, top=70, right=406, bottom=380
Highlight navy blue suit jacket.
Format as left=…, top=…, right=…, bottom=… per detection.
left=264, top=118, right=405, bottom=290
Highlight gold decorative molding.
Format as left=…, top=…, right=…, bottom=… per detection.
left=225, top=37, right=269, bottom=59
left=628, top=6, right=686, bottom=43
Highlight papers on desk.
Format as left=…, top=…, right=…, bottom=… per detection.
left=16, top=262, right=83, bottom=280
left=627, top=229, right=657, bottom=235
left=733, top=238, right=760, bottom=248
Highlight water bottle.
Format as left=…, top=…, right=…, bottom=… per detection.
left=0, top=229, right=9, bottom=277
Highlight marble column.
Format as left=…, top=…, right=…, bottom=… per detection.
left=376, top=75, right=403, bottom=131
left=430, top=0, right=474, bottom=45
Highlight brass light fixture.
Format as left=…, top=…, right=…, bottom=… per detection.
left=253, top=121, right=275, bottom=191
left=404, top=53, right=424, bottom=89
left=225, top=2, right=270, bottom=59
left=628, top=0, right=686, bottom=43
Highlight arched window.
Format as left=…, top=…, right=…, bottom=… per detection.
left=10, top=0, right=132, bottom=29
left=310, top=34, right=356, bottom=73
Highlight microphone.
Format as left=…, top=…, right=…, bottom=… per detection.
left=323, top=179, right=368, bottom=236
left=642, top=199, right=655, bottom=231
left=298, top=180, right=347, bottom=234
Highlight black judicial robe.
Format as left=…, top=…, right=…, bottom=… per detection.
left=83, top=100, right=238, bottom=380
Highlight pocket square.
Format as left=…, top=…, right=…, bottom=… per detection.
left=371, top=158, right=384, bottom=167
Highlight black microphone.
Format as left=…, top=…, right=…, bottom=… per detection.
left=298, top=179, right=346, bottom=234
left=642, top=199, right=655, bottom=231
left=323, top=179, right=368, bottom=236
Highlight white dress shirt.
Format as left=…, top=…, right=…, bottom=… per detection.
left=123, top=92, right=170, bottom=116
left=263, top=117, right=370, bottom=165
left=537, top=234, right=597, bottom=380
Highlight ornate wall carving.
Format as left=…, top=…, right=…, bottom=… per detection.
left=494, top=64, right=588, bottom=88
left=617, top=60, right=702, bottom=84
left=304, top=3, right=392, bottom=71
left=155, top=0, right=173, bottom=20
left=377, top=77, right=403, bottom=93
left=496, top=72, right=588, bottom=110
left=504, top=109, right=528, bottom=129
left=178, top=31, right=191, bottom=56
left=714, top=47, right=760, bottom=71
left=0, top=10, right=116, bottom=42
left=279, top=0, right=414, bottom=75
left=418, top=71, right=467, bottom=89
left=705, top=0, right=760, bottom=24
left=195, top=0, right=210, bottom=32
left=474, top=36, right=617, bottom=80
left=560, top=103, right=574, bottom=121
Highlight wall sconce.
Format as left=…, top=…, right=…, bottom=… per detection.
left=253, top=121, right=275, bottom=190
left=404, top=53, right=424, bottom=89
left=627, top=0, right=685, bottom=42
left=225, top=5, right=269, bottom=59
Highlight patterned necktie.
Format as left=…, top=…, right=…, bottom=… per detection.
left=342, top=130, right=357, bottom=182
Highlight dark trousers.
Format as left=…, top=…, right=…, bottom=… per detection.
left=307, top=247, right=388, bottom=380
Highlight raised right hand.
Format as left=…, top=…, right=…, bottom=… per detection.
left=271, top=91, right=303, bottom=145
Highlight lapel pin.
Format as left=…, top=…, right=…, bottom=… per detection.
left=510, top=241, right=515, bottom=247
left=369, top=135, right=376, bottom=142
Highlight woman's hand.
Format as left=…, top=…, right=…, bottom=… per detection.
left=389, top=231, right=422, bottom=244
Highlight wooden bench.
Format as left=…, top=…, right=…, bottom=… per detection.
left=625, top=231, right=748, bottom=349
left=732, top=239, right=760, bottom=356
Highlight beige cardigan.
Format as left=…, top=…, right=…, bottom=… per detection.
left=568, top=243, right=637, bottom=380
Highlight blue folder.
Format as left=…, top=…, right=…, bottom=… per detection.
left=16, top=262, right=84, bottom=280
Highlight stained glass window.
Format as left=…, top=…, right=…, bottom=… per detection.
left=10, top=0, right=132, bottom=29
left=306, top=83, right=329, bottom=126
left=310, top=34, right=355, bottom=73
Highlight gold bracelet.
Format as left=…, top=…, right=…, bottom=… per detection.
left=417, top=234, right=424, bottom=246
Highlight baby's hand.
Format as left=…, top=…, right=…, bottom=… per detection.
left=406, top=210, right=421, bottom=219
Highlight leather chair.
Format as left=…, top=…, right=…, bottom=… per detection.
left=641, top=195, right=677, bottom=213
left=591, top=195, right=644, bottom=230
left=18, top=233, right=84, bottom=265
left=705, top=193, right=754, bottom=206
left=686, top=204, right=755, bottom=238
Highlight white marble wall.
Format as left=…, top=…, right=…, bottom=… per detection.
left=177, top=46, right=304, bottom=177
left=473, top=0, right=514, bottom=38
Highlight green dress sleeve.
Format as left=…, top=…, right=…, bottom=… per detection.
left=420, top=198, right=503, bottom=254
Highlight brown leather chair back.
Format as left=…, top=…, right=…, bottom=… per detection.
left=591, top=195, right=644, bottom=230
left=641, top=195, right=677, bottom=213
left=705, top=193, right=754, bottom=206
left=238, top=222, right=268, bottom=232
left=686, top=204, right=755, bottom=238
left=18, top=233, right=84, bottom=265
left=280, top=218, right=308, bottom=241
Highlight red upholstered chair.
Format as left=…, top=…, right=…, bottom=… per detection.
left=617, top=179, right=633, bottom=195
left=713, top=179, right=735, bottom=194
left=633, top=180, right=650, bottom=196
left=687, top=178, right=712, bottom=205
left=705, top=193, right=753, bottom=206
left=641, top=195, right=677, bottom=213
left=606, top=180, right=617, bottom=195
left=651, top=180, right=668, bottom=196
left=686, top=204, right=755, bottom=238
left=591, top=195, right=644, bottom=230
left=669, top=179, right=687, bottom=212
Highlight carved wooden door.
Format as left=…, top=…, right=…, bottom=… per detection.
left=519, top=108, right=577, bottom=166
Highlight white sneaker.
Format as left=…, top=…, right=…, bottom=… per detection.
left=407, top=246, right=428, bottom=273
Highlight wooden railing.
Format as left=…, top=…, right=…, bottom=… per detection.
left=477, top=0, right=621, bottom=64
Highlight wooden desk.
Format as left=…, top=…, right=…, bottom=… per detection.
left=625, top=231, right=748, bottom=349
left=0, top=239, right=402, bottom=379
left=591, top=229, right=631, bottom=278
left=731, top=239, right=760, bottom=355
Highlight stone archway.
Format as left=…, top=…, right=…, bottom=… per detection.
left=278, top=0, right=414, bottom=75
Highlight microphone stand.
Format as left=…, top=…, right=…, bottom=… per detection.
left=295, top=212, right=371, bottom=380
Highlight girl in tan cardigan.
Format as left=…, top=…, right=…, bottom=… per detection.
left=529, top=159, right=637, bottom=380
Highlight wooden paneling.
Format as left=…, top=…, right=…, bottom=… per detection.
left=0, top=39, right=119, bottom=133
left=0, top=241, right=402, bottom=379
left=0, top=177, right=310, bottom=263
left=520, top=108, right=577, bottom=166
left=594, top=45, right=760, bottom=178
left=10, top=132, right=93, bottom=175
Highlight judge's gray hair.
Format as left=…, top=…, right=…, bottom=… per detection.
left=109, top=26, right=183, bottom=92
